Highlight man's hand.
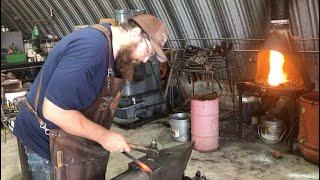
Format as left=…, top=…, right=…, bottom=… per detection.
left=98, top=130, right=131, bottom=153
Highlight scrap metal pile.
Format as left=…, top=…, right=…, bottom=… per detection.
left=165, top=42, right=235, bottom=111
left=179, top=42, right=233, bottom=77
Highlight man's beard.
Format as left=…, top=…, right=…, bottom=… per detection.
left=115, top=42, right=141, bottom=81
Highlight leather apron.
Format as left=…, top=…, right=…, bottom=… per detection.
left=22, top=24, right=125, bottom=180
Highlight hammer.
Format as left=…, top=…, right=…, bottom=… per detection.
left=128, top=143, right=159, bottom=160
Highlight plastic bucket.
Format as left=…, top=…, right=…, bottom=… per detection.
left=170, top=113, right=190, bottom=142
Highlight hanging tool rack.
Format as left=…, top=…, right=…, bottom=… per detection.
left=164, top=39, right=235, bottom=113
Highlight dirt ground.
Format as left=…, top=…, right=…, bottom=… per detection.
left=1, top=117, right=319, bottom=180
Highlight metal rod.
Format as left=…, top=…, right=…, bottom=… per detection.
left=122, top=152, right=152, bottom=173
left=178, top=68, right=234, bottom=73
left=295, top=38, right=319, bottom=41
left=167, top=37, right=319, bottom=42
left=238, top=89, right=243, bottom=140
left=149, top=61, right=163, bottom=96
left=168, top=38, right=265, bottom=41
left=164, top=68, right=174, bottom=98
left=231, top=49, right=319, bottom=53
left=163, top=48, right=319, bottom=54
left=297, top=50, right=319, bottom=53
left=1, top=65, right=43, bottom=73
left=231, top=50, right=260, bottom=52
left=20, top=19, right=52, bottom=24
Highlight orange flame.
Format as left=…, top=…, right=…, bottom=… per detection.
left=268, top=50, right=288, bottom=86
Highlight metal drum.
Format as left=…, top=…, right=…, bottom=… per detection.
left=191, top=93, right=219, bottom=152
left=298, top=92, right=319, bottom=164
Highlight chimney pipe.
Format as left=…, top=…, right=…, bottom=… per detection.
left=271, top=0, right=289, bottom=21
left=256, top=0, right=314, bottom=90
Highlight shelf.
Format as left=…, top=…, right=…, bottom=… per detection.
left=1, top=61, right=44, bottom=72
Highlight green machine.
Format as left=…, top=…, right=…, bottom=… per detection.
left=3, top=25, right=41, bottom=64
left=4, top=44, right=27, bottom=64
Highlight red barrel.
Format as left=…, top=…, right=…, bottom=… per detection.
left=191, top=94, right=219, bottom=152
left=298, top=92, right=319, bottom=164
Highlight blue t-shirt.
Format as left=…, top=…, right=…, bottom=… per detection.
left=13, top=23, right=113, bottom=160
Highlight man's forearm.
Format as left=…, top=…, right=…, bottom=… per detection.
left=42, top=97, right=108, bottom=145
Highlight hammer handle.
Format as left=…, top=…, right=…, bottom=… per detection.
left=128, top=143, right=149, bottom=152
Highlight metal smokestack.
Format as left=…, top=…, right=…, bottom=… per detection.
left=271, top=0, right=289, bottom=21
left=255, top=0, right=313, bottom=90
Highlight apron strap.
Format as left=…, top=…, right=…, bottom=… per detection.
left=34, top=68, right=44, bottom=115
left=90, top=24, right=114, bottom=76
left=23, top=68, right=51, bottom=135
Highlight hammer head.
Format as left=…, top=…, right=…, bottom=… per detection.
left=146, top=148, right=159, bottom=161
left=128, top=140, right=160, bottom=161
left=146, top=139, right=159, bottom=160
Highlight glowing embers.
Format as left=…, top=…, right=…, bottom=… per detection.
left=268, top=50, right=288, bottom=86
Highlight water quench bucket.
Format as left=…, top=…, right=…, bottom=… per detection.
left=191, top=93, right=219, bottom=152
left=170, top=113, right=190, bottom=142
left=298, top=92, right=319, bottom=164
left=258, top=115, right=286, bottom=144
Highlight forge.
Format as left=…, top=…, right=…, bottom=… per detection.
left=254, top=0, right=312, bottom=90
left=237, top=0, right=314, bottom=151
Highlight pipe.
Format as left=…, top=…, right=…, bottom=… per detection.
left=168, top=38, right=265, bottom=41
left=271, top=0, right=290, bottom=21
left=165, top=38, right=319, bottom=43
left=162, top=48, right=319, bottom=54
left=148, top=61, right=163, bottom=96
left=231, top=50, right=319, bottom=53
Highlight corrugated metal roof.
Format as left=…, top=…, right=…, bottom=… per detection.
left=1, top=0, right=319, bottom=86
left=2, top=0, right=318, bottom=41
